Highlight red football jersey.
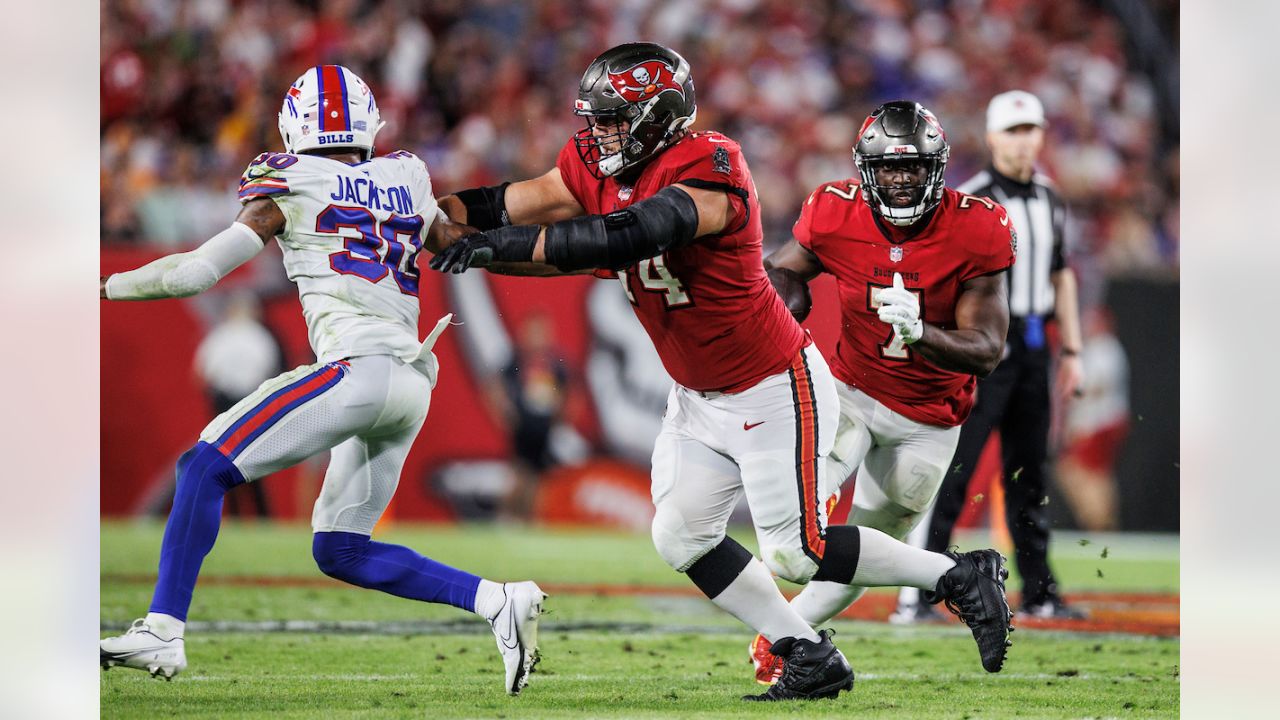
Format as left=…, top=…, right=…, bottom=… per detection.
left=556, top=131, right=806, bottom=393
left=794, top=182, right=1016, bottom=426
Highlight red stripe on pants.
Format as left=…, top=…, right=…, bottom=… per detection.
left=215, top=367, right=340, bottom=457
left=790, top=352, right=826, bottom=560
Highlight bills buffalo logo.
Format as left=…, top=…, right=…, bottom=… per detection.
left=607, top=61, right=682, bottom=103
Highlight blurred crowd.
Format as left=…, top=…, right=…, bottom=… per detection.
left=101, top=0, right=1179, bottom=299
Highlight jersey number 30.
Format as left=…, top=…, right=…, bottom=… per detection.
left=319, top=205, right=425, bottom=296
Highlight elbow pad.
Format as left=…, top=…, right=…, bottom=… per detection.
left=544, top=185, right=699, bottom=272
left=454, top=183, right=510, bottom=231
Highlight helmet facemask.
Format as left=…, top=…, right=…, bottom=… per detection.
left=573, top=43, right=698, bottom=180
left=574, top=98, right=695, bottom=179
left=852, top=101, right=951, bottom=227
left=855, top=154, right=948, bottom=226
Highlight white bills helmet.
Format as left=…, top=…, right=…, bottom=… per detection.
left=278, top=65, right=384, bottom=160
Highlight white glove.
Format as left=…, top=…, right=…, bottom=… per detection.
left=877, top=272, right=923, bottom=344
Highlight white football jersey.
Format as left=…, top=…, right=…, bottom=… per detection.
left=238, top=150, right=445, bottom=363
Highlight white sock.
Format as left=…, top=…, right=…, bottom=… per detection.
left=709, top=558, right=821, bottom=643
left=472, top=579, right=506, bottom=619
left=790, top=581, right=868, bottom=626
left=144, top=612, right=185, bottom=640
left=850, top=527, right=956, bottom=589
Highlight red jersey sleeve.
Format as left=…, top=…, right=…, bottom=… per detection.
left=661, top=133, right=752, bottom=233
left=961, top=200, right=1018, bottom=281
left=792, top=186, right=826, bottom=252
left=555, top=133, right=594, bottom=211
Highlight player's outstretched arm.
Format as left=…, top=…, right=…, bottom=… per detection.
left=439, top=168, right=586, bottom=230
left=764, top=239, right=824, bottom=322
left=101, top=198, right=283, bottom=301
left=436, top=168, right=590, bottom=276
left=881, top=272, right=1009, bottom=376
left=429, top=185, right=729, bottom=276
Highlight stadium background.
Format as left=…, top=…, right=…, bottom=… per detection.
left=100, top=0, right=1179, bottom=534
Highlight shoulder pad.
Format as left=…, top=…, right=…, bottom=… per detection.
left=814, top=179, right=862, bottom=204
left=239, top=152, right=301, bottom=201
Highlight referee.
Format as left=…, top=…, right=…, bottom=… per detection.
left=905, top=91, right=1087, bottom=620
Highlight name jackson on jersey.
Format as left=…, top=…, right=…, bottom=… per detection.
left=237, top=149, right=442, bottom=364
left=242, top=152, right=418, bottom=215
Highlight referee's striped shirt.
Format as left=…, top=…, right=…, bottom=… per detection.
left=956, top=167, right=1067, bottom=319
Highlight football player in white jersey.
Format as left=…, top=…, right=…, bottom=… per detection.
left=99, top=65, right=545, bottom=696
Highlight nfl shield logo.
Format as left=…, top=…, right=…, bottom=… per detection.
left=890, top=246, right=903, bottom=263
left=618, top=185, right=633, bottom=202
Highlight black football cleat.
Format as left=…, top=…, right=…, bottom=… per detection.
left=924, top=549, right=1014, bottom=672
left=742, top=629, right=854, bottom=701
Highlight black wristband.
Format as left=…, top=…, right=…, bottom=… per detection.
left=1060, top=347, right=1080, bottom=358
left=454, top=183, right=510, bottom=231
left=484, top=224, right=541, bottom=263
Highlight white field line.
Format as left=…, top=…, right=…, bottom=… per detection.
left=173, top=671, right=1175, bottom=684
left=101, top=618, right=1177, bottom=643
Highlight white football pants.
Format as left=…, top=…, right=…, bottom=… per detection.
left=791, top=382, right=961, bottom=625
left=199, top=320, right=447, bottom=536
left=650, top=343, right=839, bottom=584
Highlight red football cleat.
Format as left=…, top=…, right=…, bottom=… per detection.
left=749, top=633, right=786, bottom=686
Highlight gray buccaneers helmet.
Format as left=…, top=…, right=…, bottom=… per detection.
left=853, top=101, right=950, bottom=226
left=574, top=42, right=697, bottom=179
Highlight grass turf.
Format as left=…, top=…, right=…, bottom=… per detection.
left=101, top=522, right=1179, bottom=718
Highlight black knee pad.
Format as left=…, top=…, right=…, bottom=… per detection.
left=813, top=526, right=861, bottom=584
left=685, top=537, right=753, bottom=599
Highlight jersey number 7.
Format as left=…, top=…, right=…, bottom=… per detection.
left=868, top=282, right=924, bottom=361
left=318, top=205, right=425, bottom=296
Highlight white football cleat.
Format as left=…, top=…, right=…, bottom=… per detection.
left=486, top=581, right=546, bottom=695
left=100, top=618, right=187, bottom=680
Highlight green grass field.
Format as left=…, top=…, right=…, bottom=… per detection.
left=101, top=522, right=1179, bottom=719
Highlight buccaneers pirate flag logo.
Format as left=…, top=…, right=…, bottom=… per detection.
left=607, top=61, right=683, bottom=103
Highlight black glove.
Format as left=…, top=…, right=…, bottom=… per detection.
left=428, top=233, right=494, bottom=274
left=428, top=225, right=541, bottom=274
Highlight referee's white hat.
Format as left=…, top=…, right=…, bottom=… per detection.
left=986, top=90, right=1046, bottom=132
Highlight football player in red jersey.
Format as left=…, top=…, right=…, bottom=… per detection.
left=750, top=101, right=1017, bottom=684
left=433, top=46, right=1013, bottom=699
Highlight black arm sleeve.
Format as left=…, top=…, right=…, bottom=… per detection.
left=543, top=185, right=700, bottom=272
left=454, top=182, right=510, bottom=231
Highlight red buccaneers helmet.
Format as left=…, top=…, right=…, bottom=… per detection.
left=853, top=101, right=950, bottom=226
left=573, top=43, right=698, bottom=179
